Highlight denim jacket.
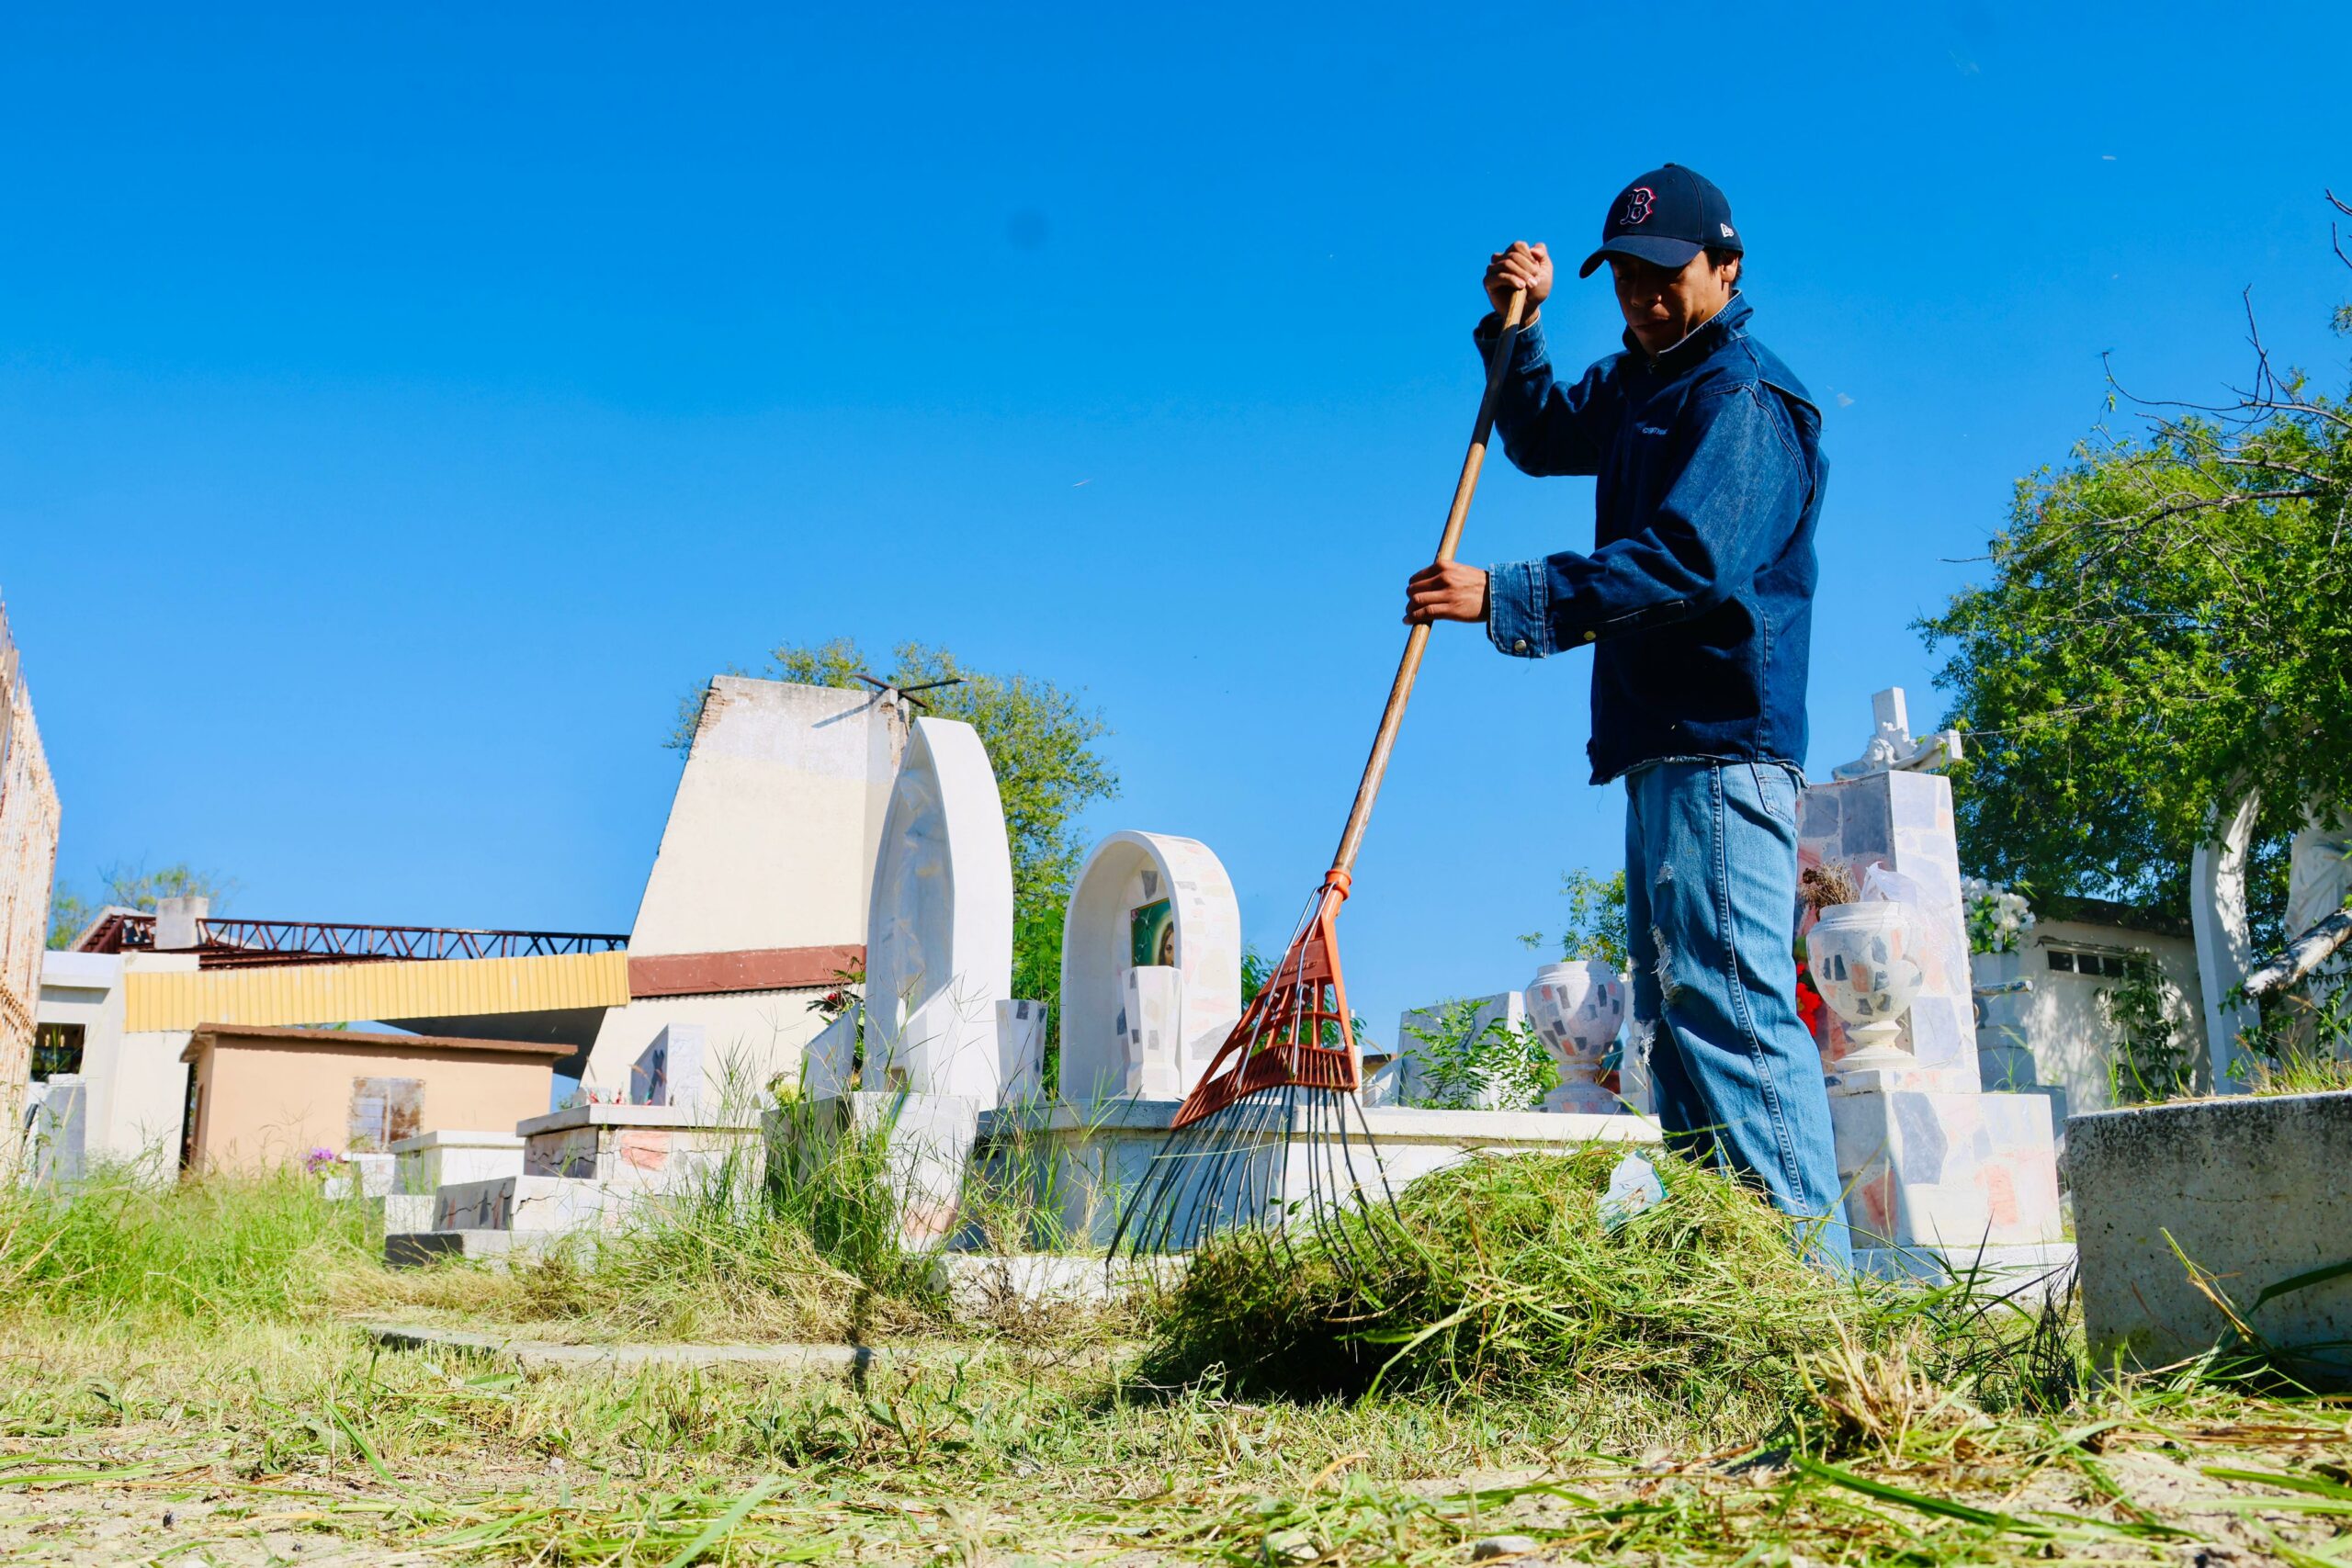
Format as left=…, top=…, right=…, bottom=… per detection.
left=1479, top=294, right=1826, bottom=784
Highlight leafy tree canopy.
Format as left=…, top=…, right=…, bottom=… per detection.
left=48, top=862, right=236, bottom=950
left=1921, top=207, right=2352, bottom=949
left=1519, top=868, right=1630, bottom=969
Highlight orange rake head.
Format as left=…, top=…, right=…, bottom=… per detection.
left=1110, top=872, right=1397, bottom=1267
left=1172, top=875, right=1358, bottom=1130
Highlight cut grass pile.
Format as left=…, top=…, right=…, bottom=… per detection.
left=1141, top=1146, right=1886, bottom=1409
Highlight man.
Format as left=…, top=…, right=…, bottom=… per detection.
left=1403, top=164, right=1849, bottom=1269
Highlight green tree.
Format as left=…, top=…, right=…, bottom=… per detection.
left=1519, top=868, right=1630, bottom=968
left=673, top=638, right=1119, bottom=1042
left=1920, top=202, right=2352, bottom=958
left=48, top=862, right=236, bottom=949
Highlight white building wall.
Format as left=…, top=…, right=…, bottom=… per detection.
left=2017, top=919, right=2207, bottom=1116
left=589, top=990, right=835, bottom=1106
left=35, top=950, right=198, bottom=1176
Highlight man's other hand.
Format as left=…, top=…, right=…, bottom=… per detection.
left=1485, top=241, right=1553, bottom=318
left=1404, top=561, right=1489, bottom=625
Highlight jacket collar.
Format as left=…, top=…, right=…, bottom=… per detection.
left=1623, top=291, right=1750, bottom=375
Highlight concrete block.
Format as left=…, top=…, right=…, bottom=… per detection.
left=435, top=1176, right=616, bottom=1233
left=2069, top=1091, right=2352, bottom=1381
left=384, top=1230, right=582, bottom=1269
left=1121, top=966, right=1186, bottom=1100
left=933, top=1252, right=1158, bottom=1322
left=391, top=1130, right=525, bottom=1195
left=517, top=1102, right=760, bottom=1184
left=24, top=1077, right=88, bottom=1186
left=1830, top=1088, right=2064, bottom=1249
left=323, top=1153, right=395, bottom=1201
left=630, top=1023, right=709, bottom=1111
left=382, top=1193, right=434, bottom=1234
left=995, top=999, right=1046, bottom=1102
left=1392, top=993, right=1532, bottom=1110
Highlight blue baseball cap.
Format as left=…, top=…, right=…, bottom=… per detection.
left=1577, top=164, right=1741, bottom=279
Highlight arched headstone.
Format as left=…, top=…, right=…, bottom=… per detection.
left=863, top=717, right=1016, bottom=1103
left=1059, top=831, right=1241, bottom=1102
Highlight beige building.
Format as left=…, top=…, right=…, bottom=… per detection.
left=179, top=1024, right=568, bottom=1171
left=1, top=596, right=62, bottom=1158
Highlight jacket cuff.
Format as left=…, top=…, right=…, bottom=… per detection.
left=1485, top=560, right=1553, bottom=659
left=1473, top=313, right=1550, bottom=377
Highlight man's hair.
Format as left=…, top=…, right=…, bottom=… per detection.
left=1706, top=246, right=1745, bottom=284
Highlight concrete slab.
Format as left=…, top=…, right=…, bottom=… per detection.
left=390, top=1129, right=524, bottom=1195
left=2069, top=1090, right=2352, bottom=1380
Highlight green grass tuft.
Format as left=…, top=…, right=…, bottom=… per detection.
left=0, top=1161, right=374, bottom=1323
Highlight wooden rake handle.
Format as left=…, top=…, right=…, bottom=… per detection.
left=1326, top=287, right=1529, bottom=890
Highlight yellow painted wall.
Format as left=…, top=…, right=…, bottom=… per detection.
left=126, top=951, right=628, bottom=1034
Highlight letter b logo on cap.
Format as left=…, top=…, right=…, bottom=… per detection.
left=1619, top=186, right=1655, bottom=226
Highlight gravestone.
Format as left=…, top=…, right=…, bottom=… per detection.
left=1379, top=992, right=1532, bottom=1109
left=630, top=1023, right=709, bottom=1111
left=1802, top=688, right=2068, bottom=1282
left=862, top=716, right=1022, bottom=1103
left=1058, top=831, right=1242, bottom=1104
left=25, top=1076, right=87, bottom=1186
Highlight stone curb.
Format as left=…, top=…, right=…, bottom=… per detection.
left=362, top=1323, right=903, bottom=1371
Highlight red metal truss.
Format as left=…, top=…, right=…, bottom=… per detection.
left=78, top=913, right=629, bottom=970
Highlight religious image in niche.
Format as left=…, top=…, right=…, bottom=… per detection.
left=1130, top=898, right=1176, bottom=968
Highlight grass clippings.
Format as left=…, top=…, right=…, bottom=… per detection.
left=1141, top=1145, right=1871, bottom=1411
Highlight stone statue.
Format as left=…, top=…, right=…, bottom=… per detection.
left=1830, top=688, right=1962, bottom=781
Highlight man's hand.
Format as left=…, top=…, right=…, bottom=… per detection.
left=1485, top=241, right=1553, bottom=318
left=1404, top=561, right=1489, bottom=625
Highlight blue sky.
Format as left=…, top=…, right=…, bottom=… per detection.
left=6, top=2, right=2349, bottom=1043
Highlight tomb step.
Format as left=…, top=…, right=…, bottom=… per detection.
left=931, top=1253, right=1169, bottom=1322
left=1854, top=1240, right=2076, bottom=1294
left=385, top=1229, right=586, bottom=1269
left=432, top=1176, right=616, bottom=1234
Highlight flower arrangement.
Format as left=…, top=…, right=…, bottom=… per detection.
left=1962, top=876, right=2035, bottom=955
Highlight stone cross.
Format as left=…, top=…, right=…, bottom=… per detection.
left=1831, top=687, right=1963, bottom=781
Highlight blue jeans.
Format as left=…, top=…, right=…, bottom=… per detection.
left=1623, top=760, right=1853, bottom=1270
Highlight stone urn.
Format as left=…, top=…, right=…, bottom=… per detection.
left=1526, top=959, right=1625, bottom=1113
left=1806, top=901, right=1926, bottom=1073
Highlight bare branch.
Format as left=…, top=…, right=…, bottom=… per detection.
left=2244, top=906, right=2352, bottom=1000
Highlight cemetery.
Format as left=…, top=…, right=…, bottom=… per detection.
left=5, top=24, right=2352, bottom=1560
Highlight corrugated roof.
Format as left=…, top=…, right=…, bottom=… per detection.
left=128, top=950, right=629, bottom=1033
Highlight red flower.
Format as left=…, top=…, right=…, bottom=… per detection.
left=1795, top=971, right=1825, bottom=1038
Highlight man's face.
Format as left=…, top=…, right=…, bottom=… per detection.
left=1609, top=251, right=1740, bottom=354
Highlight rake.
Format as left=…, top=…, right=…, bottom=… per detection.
left=1111, top=288, right=1531, bottom=1269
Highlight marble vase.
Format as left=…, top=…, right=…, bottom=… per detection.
left=1807, top=902, right=1925, bottom=1072
left=1526, top=959, right=1625, bottom=1114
